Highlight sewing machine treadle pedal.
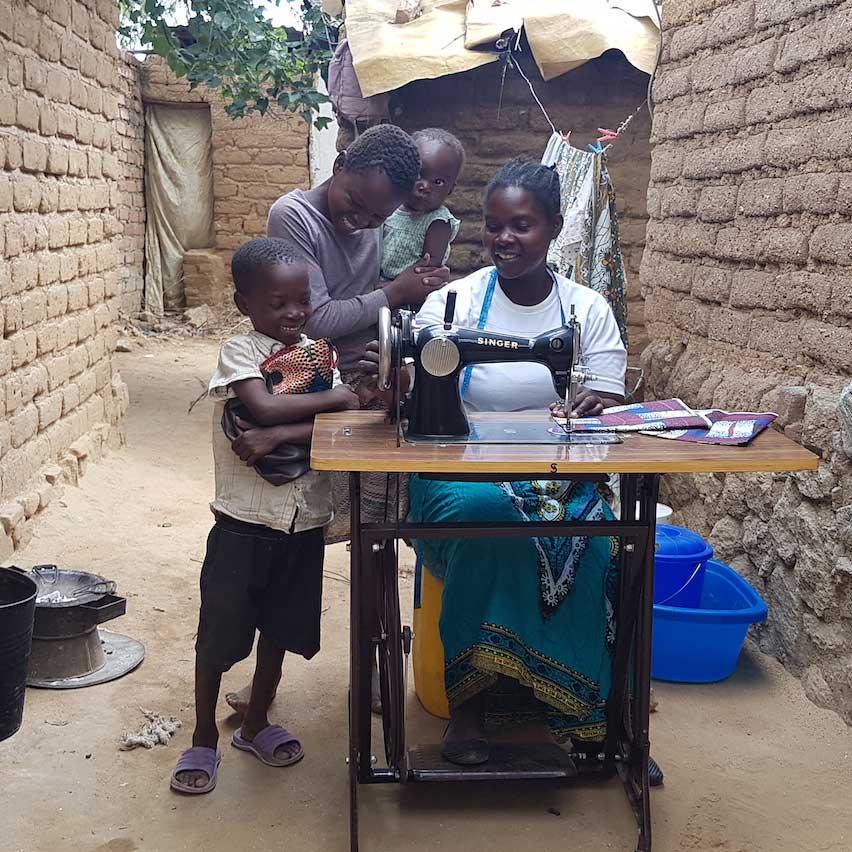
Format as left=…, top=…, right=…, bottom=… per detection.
left=406, top=743, right=578, bottom=782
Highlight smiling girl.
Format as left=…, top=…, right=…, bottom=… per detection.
left=267, top=124, right=450, bottom=375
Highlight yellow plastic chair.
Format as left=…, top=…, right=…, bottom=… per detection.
left=412, top=553, right=450, bottom=719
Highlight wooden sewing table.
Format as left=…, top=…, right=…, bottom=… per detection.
left=311, top=411, right=818, bottom=852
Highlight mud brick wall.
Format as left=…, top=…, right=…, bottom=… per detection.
left=395, top=51, right=653, bottom=361
left=140, top=57, right=310, bottom=306
left=642, top=0, right=852, bottom=721
left=0, top=0, right=143, bottom=557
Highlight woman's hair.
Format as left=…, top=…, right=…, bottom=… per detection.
left=484, top=158, right=561, bottom=221
left=343, top=125, right=421, bottom=193
left=231, top=237, right=305, bottom=295
left=411, top=127, right=466, bottom=170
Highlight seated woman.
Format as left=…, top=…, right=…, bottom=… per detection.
left=409, top=159, right=627, bottom=765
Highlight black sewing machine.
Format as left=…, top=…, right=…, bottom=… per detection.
left=376, top=291, right=618, bottom=444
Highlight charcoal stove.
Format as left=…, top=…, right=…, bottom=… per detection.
left=26, top=565, right=144, bottom=688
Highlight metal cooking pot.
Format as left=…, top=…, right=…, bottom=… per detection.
left=30, top=565, right=126, bottom=640
left=30, top=564, right=116, bottom=606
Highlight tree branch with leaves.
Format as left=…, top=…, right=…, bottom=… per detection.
left=119, top=0, right=339, bottom=127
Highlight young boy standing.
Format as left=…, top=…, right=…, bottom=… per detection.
left=171, top=238, right=359, bottom=794
left=214, top=124, right=449, bottom=719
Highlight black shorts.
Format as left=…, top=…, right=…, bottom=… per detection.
left=195, top=514, right=325, bottom=672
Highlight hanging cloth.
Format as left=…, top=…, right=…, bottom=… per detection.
left=541, top=134, right=629, bottom=347
left=143, top=104, right=215, bottom=314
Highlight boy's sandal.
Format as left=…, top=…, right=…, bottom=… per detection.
left=170, top=746, right=222, bottom=794
left=231, top=724, right=304, bottom=767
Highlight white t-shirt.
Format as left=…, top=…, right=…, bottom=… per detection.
left=414, top=268, right=626, bottom=413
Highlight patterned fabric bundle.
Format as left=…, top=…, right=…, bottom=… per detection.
left=541, top=134, right=628, bottom=346
left=642, top=410, right=778, bottom=445
left=260, top=338, right=336, bottom=395
left=553, top=399, right=778, bottom=446
left=222, top=339, right=338, bottom=487
left=554, top=398, right=712, bottom=432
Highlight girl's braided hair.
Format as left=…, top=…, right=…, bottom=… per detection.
left=484, top=157, right=562, bottom=221
left=343, top=125, right=421, bottom=193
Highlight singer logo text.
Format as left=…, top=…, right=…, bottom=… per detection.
left=476, top=337, right=520, bottom=349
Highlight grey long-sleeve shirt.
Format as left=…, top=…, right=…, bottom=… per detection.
left=267, top=189, right=387, bottom=373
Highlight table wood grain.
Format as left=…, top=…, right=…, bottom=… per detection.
left=311, top=411, right=819, bottom=475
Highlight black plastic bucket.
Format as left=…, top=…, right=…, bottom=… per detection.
left=0, top=567, right=38, bottom=742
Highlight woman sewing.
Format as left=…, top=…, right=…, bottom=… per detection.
left=390, top=159, right=627, bottom=764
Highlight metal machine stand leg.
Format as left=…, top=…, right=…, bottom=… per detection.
left=605, top=474, right=639, bottom=772
left=620, top=473, right=660, bottom=852
left=349, top=472, right=362, bottom=852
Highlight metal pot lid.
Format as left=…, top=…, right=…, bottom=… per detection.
left=30, top=564, right=117, bottom=608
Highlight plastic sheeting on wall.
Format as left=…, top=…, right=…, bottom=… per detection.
left=143, top=103, right=215, bottom=314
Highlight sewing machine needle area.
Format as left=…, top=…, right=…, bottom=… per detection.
left=402, top=414, right=622, bottom=445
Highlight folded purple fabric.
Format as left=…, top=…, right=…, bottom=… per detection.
left=555, top=398, right=711, bottom=432
left=641, top=410, right=778, bottom=445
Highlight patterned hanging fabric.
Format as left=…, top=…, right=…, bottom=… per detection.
left=541, top=134, right=629, bottom=347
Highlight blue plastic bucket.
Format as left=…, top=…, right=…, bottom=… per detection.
left=654, top=524, right=713, bottom=608
left=652, top=559, right=768, bottom=683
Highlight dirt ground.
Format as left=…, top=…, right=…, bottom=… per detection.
left=3, top=337, right=852, bottom=852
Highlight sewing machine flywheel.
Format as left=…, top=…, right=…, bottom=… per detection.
left=377, top=306, right=395, bottom=391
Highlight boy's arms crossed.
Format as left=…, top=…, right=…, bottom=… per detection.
left=231, top=378, right=359, bottom=427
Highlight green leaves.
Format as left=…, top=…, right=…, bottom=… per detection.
left=120, top=0, right=339, bottom=127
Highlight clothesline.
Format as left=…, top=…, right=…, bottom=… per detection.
left=506, top=53, right=646, bottom=155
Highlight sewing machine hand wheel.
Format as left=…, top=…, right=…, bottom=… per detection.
left=375, top=542, right=405, bottom=767
left=377, top=306, right=394, bottom=392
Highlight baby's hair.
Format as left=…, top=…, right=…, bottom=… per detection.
left=484, top=157, right=561, bottom=221
left=411, top=127, right=466, bottom=170
left=343, top=125, right=421, bottom=193
left=231, top=237, right=306, bottom=295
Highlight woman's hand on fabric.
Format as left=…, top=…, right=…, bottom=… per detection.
left=383, top=254, right=450, bottom=308
left=550, top=388, right=607, bottom=419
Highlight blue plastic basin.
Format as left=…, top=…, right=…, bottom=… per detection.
left=654, top=524, right=714, bottom=608
left=651, top=559, right=768, bottom=683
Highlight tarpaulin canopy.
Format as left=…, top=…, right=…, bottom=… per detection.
left=330, top=0, right=660, bottom=98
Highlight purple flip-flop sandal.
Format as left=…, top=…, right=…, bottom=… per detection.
left=232, top=724, right=304, bottom=767
left=170, top=746, right=222, bottom=794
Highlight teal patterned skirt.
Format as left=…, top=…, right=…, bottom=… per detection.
left=409, top=475, right=619, bottom=742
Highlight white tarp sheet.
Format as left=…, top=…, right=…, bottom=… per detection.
left=340, top=0, right=660, bottom=97
left=144, top=104, right=215, bottom=314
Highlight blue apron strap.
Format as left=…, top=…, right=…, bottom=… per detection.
left=460, top=268, right=498, bottom=400
left=552, top=269, right=566, bottom=325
